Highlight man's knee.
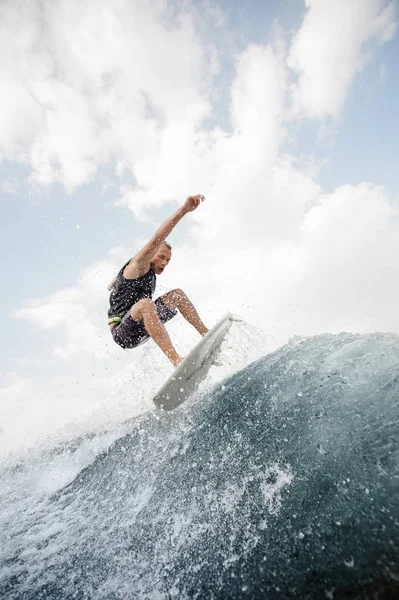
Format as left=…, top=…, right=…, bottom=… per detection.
left=170, top=288, right=186, bottom=300
left=131, top=297, right=155, bottom=318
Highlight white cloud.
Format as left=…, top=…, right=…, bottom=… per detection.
left=121, top=42, right=290, bottom=233
left=12, top=251, right=124, bottom=359
left=287, top=0, right=397, bottom=119
left=0, top=0, right=215, bottom=189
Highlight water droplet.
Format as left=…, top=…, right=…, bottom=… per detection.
left=317, top=444, right=326, bottom=455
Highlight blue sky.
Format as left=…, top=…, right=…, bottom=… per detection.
left=320, top=41, right=399, bottom=196
left=1, top=0, right=398, bottom=455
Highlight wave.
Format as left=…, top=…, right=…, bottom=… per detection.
left=1, top=331, right=398, bottom=598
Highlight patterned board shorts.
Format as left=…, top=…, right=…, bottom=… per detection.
left=111, top=297, right=177, bottom=349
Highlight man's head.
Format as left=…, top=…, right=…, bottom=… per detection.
left=151, top=241, right=172, bottom=275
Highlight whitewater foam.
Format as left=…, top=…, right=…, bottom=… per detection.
left=1, top=329, right=398, bottom=598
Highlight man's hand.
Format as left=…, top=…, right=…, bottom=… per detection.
left=182, top=194, right=205, bottom=213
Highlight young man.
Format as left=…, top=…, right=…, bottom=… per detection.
left=108, top=194, right=209, bottom=367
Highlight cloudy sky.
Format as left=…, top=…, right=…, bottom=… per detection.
left=1, top=0, right=398, bottom=455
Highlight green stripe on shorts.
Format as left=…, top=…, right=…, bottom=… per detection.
left=108, top=316, right=122, bottom=324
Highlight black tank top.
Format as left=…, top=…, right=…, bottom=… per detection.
left=107, top=261, right=156, bottom=322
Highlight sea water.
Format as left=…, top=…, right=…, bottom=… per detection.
left=0, top=327, right=398, bottom=598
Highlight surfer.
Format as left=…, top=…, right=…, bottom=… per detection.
left=107, top=194, right=209, bottom=367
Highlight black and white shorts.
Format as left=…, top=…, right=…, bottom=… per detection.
left=111, top=298, right=177, bottom=349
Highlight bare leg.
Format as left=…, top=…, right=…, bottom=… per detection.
left=131, top=299, right=183, bottom=367
left=160, top=289, right=209, bottom=336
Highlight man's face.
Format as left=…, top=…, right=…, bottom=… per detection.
left=151, top=244, right=172, bottom=275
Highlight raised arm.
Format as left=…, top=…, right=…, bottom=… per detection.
left=123, top=194, right=205, bottom=279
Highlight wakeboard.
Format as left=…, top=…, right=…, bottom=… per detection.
left=153, top=313, right=236, bottom=411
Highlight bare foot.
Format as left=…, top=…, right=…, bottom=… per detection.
left=172, top=355, right=184, bottom=368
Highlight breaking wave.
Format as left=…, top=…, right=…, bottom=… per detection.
left=1, top=329, right=398, bottom=598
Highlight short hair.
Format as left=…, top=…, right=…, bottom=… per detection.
left=162, top=240, right=172, bottom=250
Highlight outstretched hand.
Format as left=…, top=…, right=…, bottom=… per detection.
left=183, top=194, right=205, bottom=213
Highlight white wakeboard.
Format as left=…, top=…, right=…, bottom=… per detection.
left=153, top=313, right=236, bottom=411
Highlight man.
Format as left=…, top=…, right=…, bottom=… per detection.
left=108, top=194, right=209, bottom=367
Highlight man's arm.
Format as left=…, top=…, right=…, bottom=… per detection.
left=123, top=194, right=204, bottom=279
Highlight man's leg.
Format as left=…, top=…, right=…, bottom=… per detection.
left=160, top=289, right=209, bottom=336
left=131, top=298, right=183, bottom=367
